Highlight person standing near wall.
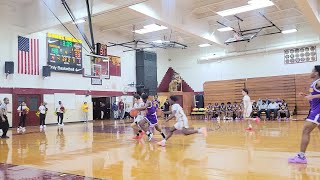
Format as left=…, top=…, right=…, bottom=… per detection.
left=112, top=101, right=119, bottom=119
left=56, top=101, right=65, bottom=126
left=163, top=99, right=171, bottom=119
left=100, top=102, right=105, bottom=120
left=39, top=102, right=48, bottom=129
left=0, top=98, right=10, bottom=138
left=82, top=102, right=89, bottom=123
left=17, top=102, right=29, bottom=133
left=118, top=99, right=125, bottom=119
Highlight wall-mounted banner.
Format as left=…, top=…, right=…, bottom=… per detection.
left=47, top=33, right=82, bottom=74
left=284, top=46, right=317, bottom=64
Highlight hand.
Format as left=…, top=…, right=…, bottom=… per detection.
left=299, top=92, right=308, bottom=97
left=305, top=95, right=315, bottom=101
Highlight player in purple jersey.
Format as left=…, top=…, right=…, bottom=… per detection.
left=289, top=65, right=320, bottom=164
left=134, top=94, right=166, bottom=141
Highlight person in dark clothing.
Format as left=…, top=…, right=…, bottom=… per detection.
left=0, top=98, right=10, bottom=138
left=163, top=99, right=171, bottom=119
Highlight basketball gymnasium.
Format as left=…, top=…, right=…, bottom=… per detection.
left=0, top=0, right=320, bottom=179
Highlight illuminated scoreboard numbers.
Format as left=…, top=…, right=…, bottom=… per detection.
left=51, top=47, right=59, bottom=55
left=61, top=40, right=73, bottom=47
left=96, top=43, right=107, bottom=56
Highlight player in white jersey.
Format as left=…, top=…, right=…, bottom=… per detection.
left=157, top=95, right=207, bottom=147
left=242, top=88, right=260, bottom=131
left=131, top=94, right=145, bottom=139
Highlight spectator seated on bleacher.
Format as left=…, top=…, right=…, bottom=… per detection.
left=220, top=103, right=226, bottom=120
left=258, top=100, right=268, bottom=119
left=267, top=101, right=279, bottom=120
left=226, top=102, right=233, bottom=120
left=205, top=103, right=213, bottom=120
left=251, top=102, right=259, bottom=118
left=277, top=100, right=289, bottom=121
left=213, top=103, right=220, bottom=119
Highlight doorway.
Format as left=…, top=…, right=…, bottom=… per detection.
left=92, top=97, right=111, bottom=120
left=13, top=94, right=41, bottom=127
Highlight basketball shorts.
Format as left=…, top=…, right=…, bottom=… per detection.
left=174, top=118, right=189, bottom=130
left=244, top=109, right=252, bottom=118
left=145, top=115, right=158, bottom=128
left=306, top=110, right=320, bottom=125
left=134, top=115, right=144, bottom=123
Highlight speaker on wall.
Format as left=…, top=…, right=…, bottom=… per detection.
left=195, top=94, right=204, bottom=108
left=42, top=66, right=51, bottom=77
left=5, top=61, right=14, bottom=74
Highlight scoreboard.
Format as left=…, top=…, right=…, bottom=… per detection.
left=47, top=33, right=82, bottom=74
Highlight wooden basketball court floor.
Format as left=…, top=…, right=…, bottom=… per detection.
left=0, top=119, right=320, bottom=180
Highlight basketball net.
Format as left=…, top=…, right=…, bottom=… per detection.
left=233, top=32, right=242, bottom=40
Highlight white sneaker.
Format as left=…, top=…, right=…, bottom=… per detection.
left=147, top=133, right=153, bottom=141
left=22, top=127, right=26, bottom=133
left=60, top=123, right=64, bottom=126
left=43, top=125, right=46, bottom=128
left=17, top=127, right=21, bottom=132
left=40, top=125, right=43, bottom=129
left=157, top=140, right=166, bottom=147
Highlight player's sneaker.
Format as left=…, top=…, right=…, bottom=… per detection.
left=199, top=127, right=208, bottom=137
left=288, top=155, right=307, bottom=164
left=147, top=133, right=153, bottom=141
left=157, top=140, right=166, bottom=147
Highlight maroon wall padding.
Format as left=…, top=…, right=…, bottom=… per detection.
left=157, top=67, right=194, bottom=92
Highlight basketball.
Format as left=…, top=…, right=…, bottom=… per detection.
left=130, top=109, right=139, bottom=117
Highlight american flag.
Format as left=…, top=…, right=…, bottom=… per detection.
left=18, top=36, right=39, bottom=75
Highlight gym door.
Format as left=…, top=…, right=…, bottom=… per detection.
left=14, top=95, right=41, bottom=127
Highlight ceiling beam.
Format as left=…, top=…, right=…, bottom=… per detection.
left=294, top=0, right=320, bottom=34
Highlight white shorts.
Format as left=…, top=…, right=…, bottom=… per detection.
left=134, top=115, right=144, bottom=123
left=244, top=108, right=252, bottom=118
left=174, top=118, right=189, bottom=130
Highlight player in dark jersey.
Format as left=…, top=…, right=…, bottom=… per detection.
left=213, top=103, right=220, bottom=120
left=251, top=102, right=259, bottom=118
left=205, top=103, right=213, bottom=120
left=220, top=103, right=226, bottom=120
left=277, top=100, right=289, bottom=121
left=134, top=94, right=166, bottom=141
left=289, top=65, right=320, bottom=164
left=226, top=102, right=233, bottom=120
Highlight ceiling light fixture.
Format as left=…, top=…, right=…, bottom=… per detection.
left=281, top=29, right=297, bottom=34
left=73, top=19, right=86, bottom=24
left=134, top=24, right=168, bottom=34
left=217, top=27, right=234, bottom=32
left=199, top=44, right=211, bottom=47
left=217, top=0, right=274, bottom=17
left=152, top=40, right=170, bottom=43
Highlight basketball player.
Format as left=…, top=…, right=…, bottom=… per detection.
left=131, top=94, right=145, bottom=140
left=213, top=103, right=220, bottom=120
left=232, top=102, right=240, bottom=120
left=289, top=65, right=320, bottom=164
left=226, top=102, right=233, bottom=120
left=277, top=100, right=289, bottom=121
left=220, top=103, right=226, bottom=120
left=157, top=96, right=207, bottom=147
left=242, top=88, right=258, bottom=130
left=135, top=94, right=166, bottom=141
left=205, top=103, right=213, bottom=120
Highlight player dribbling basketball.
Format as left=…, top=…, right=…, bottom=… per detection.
left=131, top=94, right=145, bottom=139
left=157, top=96, right=207, bottom=147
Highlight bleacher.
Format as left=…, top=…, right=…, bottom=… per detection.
left=203, top=73, right=312, bottom=117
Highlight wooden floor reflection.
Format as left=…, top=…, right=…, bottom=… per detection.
left=0, top=119, right=320, bottom=180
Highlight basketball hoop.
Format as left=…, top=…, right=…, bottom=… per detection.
left=233, top=32, right=242, bottom=40
left=83, top=54, right=110, bottom=79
